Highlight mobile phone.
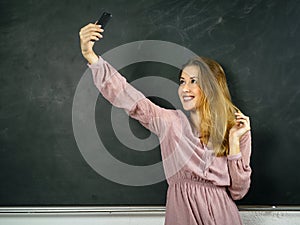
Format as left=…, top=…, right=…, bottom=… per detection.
left=96, top=12, right=112, bottom=28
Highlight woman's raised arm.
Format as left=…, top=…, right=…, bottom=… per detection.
left=78, top=23, right=178, bottom=137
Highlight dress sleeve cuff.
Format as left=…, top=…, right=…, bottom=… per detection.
left=227, top=152, right=242, bottom=161
left=87, top=55, right=102, bottom=68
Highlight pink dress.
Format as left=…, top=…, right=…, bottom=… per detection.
left=88, top=57, right=252, bottom=225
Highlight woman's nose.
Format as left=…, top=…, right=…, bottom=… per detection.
left=182, top=83, right=191, bottom=92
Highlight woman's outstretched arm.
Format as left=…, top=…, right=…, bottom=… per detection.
left=79, top=23, right=177, bottom=136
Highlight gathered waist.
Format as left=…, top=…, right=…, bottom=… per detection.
left=168, top=176, right=226, bottom=190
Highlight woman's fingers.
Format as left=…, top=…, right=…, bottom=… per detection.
left=235, top=113, right=249, bottom=121
left=82, top=25, right=103, bottom=36
left=79, top=23, right=105, bottom=57
left=234, top=112, right=251, bottom=129
left=81, top=23, right=102, bottom=32
left=82, top=32, right=103, bottom=41
left=79, top=24, right=104, bottom=42
left=79, top=23, right=103, bottom=64
left=229, top=112, right=251, bottom=140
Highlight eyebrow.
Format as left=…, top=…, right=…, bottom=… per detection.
left=179, top=76, right=198, bottom=79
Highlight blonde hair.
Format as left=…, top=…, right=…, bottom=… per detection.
left=182, top=57, right=239, bottom=156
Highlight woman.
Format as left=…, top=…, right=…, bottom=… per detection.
left=79, top=23, right=251, bottom=225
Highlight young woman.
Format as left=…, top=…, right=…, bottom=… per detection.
left=79, top=23, right=252, bottom=225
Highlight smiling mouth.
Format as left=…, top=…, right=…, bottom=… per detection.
left=183, top=96, right=195, bottom=102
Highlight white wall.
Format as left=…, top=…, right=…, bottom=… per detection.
left=0, top=207, right=300, bottom=225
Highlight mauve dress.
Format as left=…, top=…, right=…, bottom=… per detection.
left=88, top=57, right=252, bottom=225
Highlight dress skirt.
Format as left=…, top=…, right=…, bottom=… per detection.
left=164, top=177, right=243, bottom=225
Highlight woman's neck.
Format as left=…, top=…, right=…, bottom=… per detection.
left=189, top=110, right=201, bottom=131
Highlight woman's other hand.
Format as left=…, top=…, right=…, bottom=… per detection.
left=228, top=112, right=251, bottom=155
left=230, top=112, right=251, bottom=140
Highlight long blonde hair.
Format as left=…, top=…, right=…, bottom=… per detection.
left=182, top=57, right=239, bottom=156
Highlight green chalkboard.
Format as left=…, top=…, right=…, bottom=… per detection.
left=0, top=0, right=299, bottom=206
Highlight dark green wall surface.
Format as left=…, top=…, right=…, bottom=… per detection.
left=0, top=0, right=299, bottom=206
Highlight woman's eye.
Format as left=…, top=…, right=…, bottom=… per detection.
left=191, top=79, right=197, bottom=84
left=179, top=80, right=185, bottom=85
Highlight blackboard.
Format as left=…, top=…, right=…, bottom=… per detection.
left=0, top=0, right=299, bottom=206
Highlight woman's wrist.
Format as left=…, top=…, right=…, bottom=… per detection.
left=83, top=51, right=99, bottom=65
left=228, top=136, right=240, bottom=155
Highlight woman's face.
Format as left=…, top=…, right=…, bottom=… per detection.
left=178, top=65, right=202, bottom=112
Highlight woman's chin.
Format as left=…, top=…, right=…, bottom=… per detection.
left=182, top=105, right=194, bottom=112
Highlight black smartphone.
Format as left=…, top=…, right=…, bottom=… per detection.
left=96, top=12, right=112, bottom=28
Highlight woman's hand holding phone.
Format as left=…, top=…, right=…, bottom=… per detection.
left=79, top=12, right=112, bottom=64
left=79, top=23, right=104, bottom=64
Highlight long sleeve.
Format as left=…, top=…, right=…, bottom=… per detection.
left=227, top=131, right=252, bottom=200
left=88, top=56, right=176, bottom=136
